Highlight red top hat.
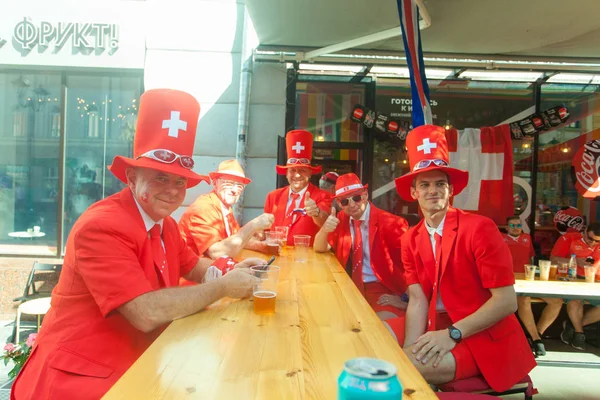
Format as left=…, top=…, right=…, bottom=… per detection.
left=334, top=173, right=368, bottom=199
left=108, top=89, right=209, bottom=188
left=394, top=125, right=469, bottom=201
left=209, top=159, right=251, bottom=185
left=276, top=130, right=322, bottom=175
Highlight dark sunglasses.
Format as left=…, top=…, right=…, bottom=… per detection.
left=508, top=223, right=522, bottom=228
left=339, top=195, right=363, bottom=207
left=136, top=149, right=194, bottom=169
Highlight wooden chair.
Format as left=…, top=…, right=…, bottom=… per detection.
left=10, top=261, right=62, bottom=343
left=438, top=375, right=536, bottom=400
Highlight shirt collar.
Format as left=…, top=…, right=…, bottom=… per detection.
left=425, top=215, right=445, bottom=237
left=290, top=185, right=308, bottom=199
left=350, top=202, right=370, bottom=223
left=132, top=191, right=163, bottom=233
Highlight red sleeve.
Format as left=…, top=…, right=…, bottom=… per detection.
left=264, top=191, right=274, bottom=213
left=472, top=218, right=515, bottom=288
left=185, top=204, right=224, bottom=256
left=527, top=234, right=535, bottom=259
left=551, top=234, right=572, bottom=258
left=316, top=191, right=333, bottom=213
left=327, top=228, right=340, bottom=251
left=74, top=221, right=154, bottom=317
left=401, top=229, right=420, bottom=286
left=177, top=226, right=200, bottom=277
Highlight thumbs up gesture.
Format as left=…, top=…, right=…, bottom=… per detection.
left=322, top=206, right=340, bottom=233
left=304, top=191, right=320, bottom=217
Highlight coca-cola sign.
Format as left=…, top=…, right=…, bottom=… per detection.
left=554, top=206, right=585, bottom=235
left=573, top=139, right=600, bottom=199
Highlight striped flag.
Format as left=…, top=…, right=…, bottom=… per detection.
left=396, top=0, right=432, bottom=127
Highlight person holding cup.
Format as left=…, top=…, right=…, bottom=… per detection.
left=314, top=173, right=409, bottom=340
left=502, top=215, right=562, bottom=357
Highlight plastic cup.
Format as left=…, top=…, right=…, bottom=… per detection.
left=524, top=264, right=536, bottom=281
left=293, top=235, right=311, bottom=263
left=585, top=266, right=596, bottom=283
left=539, top=260, right=551, bottom=281
left=250, top=265, right=280, bottom=315
left=274, top=226, right=289, bottom=248
left=549, top=264, right=558, bottom=281
left=264, top=231, right=281, bottom=255
left=33, top=226, right=40, bottom=233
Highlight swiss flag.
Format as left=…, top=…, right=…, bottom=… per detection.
left=446, top=125, right=514, bottom=225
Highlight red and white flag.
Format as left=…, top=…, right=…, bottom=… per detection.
left=446, top=125, right=514, bottom=225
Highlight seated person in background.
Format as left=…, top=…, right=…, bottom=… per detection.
left=395, top=125, right=535, bottom=391
left=319, top=171, right=339, bottom=195
left=503, top=216, right=562, bottom=357
left=179, top=159, right=274, bottom=259
left=314, top=173, right=409, bottom=340
left=264, top=130, right=332, bottom=246
left=550, top=222, right=600, bottom=350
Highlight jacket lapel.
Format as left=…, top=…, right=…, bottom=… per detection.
left=417, top=221, right=436, bottom=286
left=440, top=207, right=458, bottom=278
left=368, top=203, right=378, bottom=255
left=277, top=187, right=291, bottom=221
left=340, top=212, right=352, bottom=267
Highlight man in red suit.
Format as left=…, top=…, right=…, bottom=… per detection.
left=314, top=173, right=409, bottom=338
left=394, top=125, right=535, bottom=392
left=503, top=215, right=562, bottom=357
left=179, top=159, right=275, bottom=258
left=11, top=90, right=263, bottom=400
left=264, top=130, right=332, bottom=245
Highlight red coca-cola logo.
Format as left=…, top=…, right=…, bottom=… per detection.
left=533, top=117, right=543, bottom=128
left=388, top=121, right=398, bottom=131
left=559, top=107, right=567, bottom=119
left=573, top=139, right=600, bottom=199
left=554, top=206, right=585, bottom=234
left=353, top=108, right=364, bottom=120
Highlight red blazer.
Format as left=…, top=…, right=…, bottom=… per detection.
left=401, top=207, right=535, bottom=392
left=179, top=191, right=240, bottom=256
left=12, top=189, right=199, bottom=400
left=264, top=183, right=332, bottom=245
left=328, top=203, right=408, bottom=294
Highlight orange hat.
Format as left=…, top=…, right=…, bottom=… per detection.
left=276, top=130, right=322, bottom=175
left=394, top=125, right=469, bottom=201
left=108, top=89, right=209, bottom=188
left=334, top=173, right=368, bottom=199
left=209, top=159, right=251, bottom=184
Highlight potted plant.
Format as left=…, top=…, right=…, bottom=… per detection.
left=2, top=333, right=36, bottom=380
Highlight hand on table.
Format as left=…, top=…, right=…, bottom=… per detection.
left=234, top=257, right=268, bottom=270
left=221, top=269, right=259, bottom=298
left=412, top=329, right=456, bottom=367
left=377, top=294, right=408, bottom=310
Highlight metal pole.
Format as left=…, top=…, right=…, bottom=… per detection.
left=530, top=80, right=542, bottom=258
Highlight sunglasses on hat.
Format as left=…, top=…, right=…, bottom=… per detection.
left=136, top=149, right=194, bottom=169
left=287, top=158, right=310, bottom=165
left=413, top=159, right=448, bottom=172
left=339, top=195, right=363, bottom=207
left=508, top=223, right=522, bottom=228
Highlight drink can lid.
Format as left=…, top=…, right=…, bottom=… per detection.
left=344, top=358, right=397, bottom=380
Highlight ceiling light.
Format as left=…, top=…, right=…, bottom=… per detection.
left=369, top=66, right=452, bottom=79
left=458, top=70, right=542, bottom=82
left=547, top=73, right=596, bottom=84
left=299, top=63, right=364, bottom=73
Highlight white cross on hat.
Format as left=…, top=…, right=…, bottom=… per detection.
left=417, top=138, right=437, bottom=154
left=292, top=141, right=305, bottom=154
left=162, top=111, right=187, bottom=138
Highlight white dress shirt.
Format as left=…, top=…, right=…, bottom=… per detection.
left=350, top=203, right=378, bottom=283
left=425, top=216, right=446, bottom=311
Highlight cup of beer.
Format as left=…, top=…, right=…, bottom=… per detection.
left=549, top=264, right=558, bottom=281
left=524, top=264, right=536, bottom=281
left=264, top=231, right=281, bottom=255
left=274, top=226, right=289, bottom=248
left=293, top=235, right=311, bottom=263
left=539, top=260, right=551, bottom=281
left=250, top=265, right=280, bottom=315
left=584, top=265, right=597, bottom=283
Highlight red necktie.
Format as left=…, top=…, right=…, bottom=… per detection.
left=351, top=219, right=364, bottom=293
left=150, top=224, right=170, bottom=287
left=226, top=212, right=238, bottom=236
left=284, top=193, right=300, bottom=226
left=427, top=232, right=442, bottom=331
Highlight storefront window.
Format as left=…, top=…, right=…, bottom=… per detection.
left=534, top=83, right=600, bottom=256
left=0, top=69, right=142, bottom=256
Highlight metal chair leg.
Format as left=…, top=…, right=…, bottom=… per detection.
left=15, top=308, right=21, bottom=344
left=37, top=314, right=41, bottom=330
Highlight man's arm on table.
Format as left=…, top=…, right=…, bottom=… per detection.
left=403, top=283, right=428, bottom=348
left=118, top=258, right=262, bottom=333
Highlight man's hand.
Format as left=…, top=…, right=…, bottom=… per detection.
left=251, top=213, right=275, bottom=231
left=412, top=329, right=456, bottom=367
left=304, top=192, right=321, bottom=217
left=220, top=269, right=259, bottom=298
left=321, top=207, right=339, bottom=233
left=234, top=257, right=268, bottom=269
left=377, top=294, right=408, bottom=310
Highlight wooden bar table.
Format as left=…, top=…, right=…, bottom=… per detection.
left=514, top=273, right=600, bottom=301
left=104, top=249, right=437, bottom=400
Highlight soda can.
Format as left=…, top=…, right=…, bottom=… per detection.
left=338, top=357, right=402, bottom=399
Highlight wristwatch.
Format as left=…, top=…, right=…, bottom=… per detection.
left=448, top=325, right=462, bottom=343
